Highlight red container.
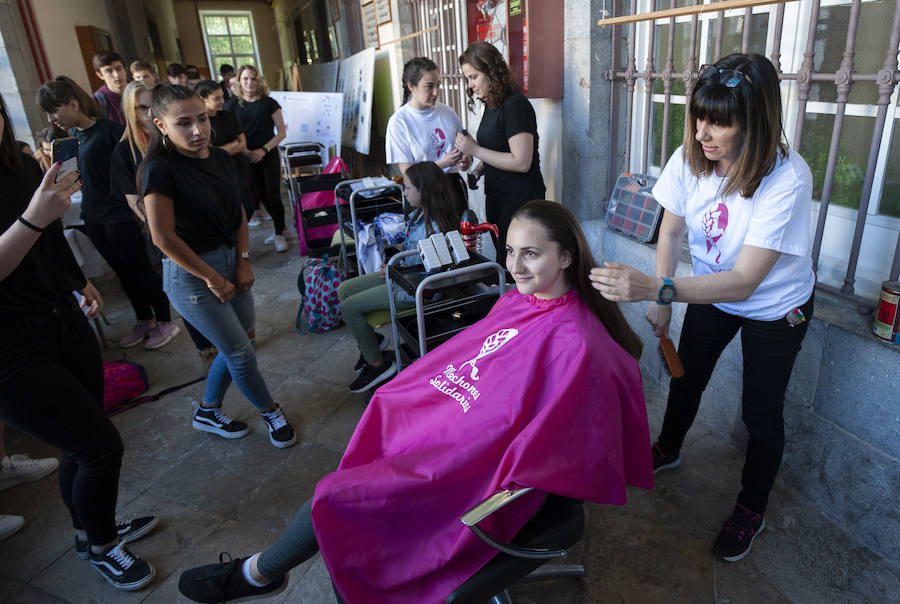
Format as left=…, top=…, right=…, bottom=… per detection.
left=873, top=280, right=900, bottom=343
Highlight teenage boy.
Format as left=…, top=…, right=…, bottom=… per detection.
left=92, top=51, right=128, bottom=125
left=184, top=65, right=201, bottom=89
left=130, top=60, right=158, bottom=85
left=219, top=64, right=235, bottom=100
left=167, top=63, right=188, bottom=86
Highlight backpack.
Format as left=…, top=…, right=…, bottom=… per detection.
left=103, top=361, right=149, bottom=412
left=297, top=256, right=344, bottom=333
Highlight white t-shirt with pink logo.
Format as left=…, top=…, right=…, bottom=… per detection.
left=652, top=146, right=816, bottom=321
left=385, top=102, right=464, bottom=173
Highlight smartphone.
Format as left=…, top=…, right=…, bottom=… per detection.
left=51, top=137, right=79, bottom=183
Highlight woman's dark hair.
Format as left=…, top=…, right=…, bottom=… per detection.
left=404, top=161, right=467, bottom=236
left=401, top=57, right=438, bottom=105
left=38, top=124, right=68, bottom=143
left=194, top=80, right=222, bottom=98
left=135, top=84, right=199, bottom=197
left=0, top=93, right=24, bottom=170
left=511, top=200, right=643, bottom=361
left=685, top=53, right=788, bottom=199
left=37, top=76, right=103, bottom=120
left=458, top=41, right=517, bottom=112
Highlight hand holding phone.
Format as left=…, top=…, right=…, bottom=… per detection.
left=51, top=137, right=79, bottom=183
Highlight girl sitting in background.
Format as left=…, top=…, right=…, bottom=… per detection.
left=38, top=76, right=179, bottom=350
left=339, top=161, right=467, bottom=393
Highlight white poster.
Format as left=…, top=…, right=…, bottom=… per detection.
left=337, top=47, right=375, bottom=154
left=269, top=91, right=343, bottom=160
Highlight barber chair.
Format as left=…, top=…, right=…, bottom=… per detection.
left=332, top=488, right=584, bottom=604
left=446, top=488, right=585, bottom=604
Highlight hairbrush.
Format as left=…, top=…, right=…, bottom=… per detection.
left=659, top=334, right=684, bottom=378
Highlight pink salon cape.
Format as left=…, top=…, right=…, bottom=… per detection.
left=312, top=288, right=653, bottom=603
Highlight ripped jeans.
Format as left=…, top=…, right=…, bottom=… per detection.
left=162, top=247, right=275, bottom=411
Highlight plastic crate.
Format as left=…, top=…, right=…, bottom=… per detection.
left=605, top=173, right=663, bottom=243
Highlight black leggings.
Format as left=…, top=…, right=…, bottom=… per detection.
left=657, top=295, right=814, bottom=514
left=249, top=149, right=285, bottom=234
left=0, top=299, right=123, bottom=545
left=83, top=220, right=171, bottom=322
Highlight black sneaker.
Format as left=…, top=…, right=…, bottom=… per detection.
left=192, top=403, right=249, bottom=439
left=353, top=334, right=387, bottom=372
left=651, top=441, right=681, bottom=474
left=76, top=515, right=159, bottom=559
left=349, top=357, right=396, bottom=393
left=87, top=542, right=155, bottom=591
left=261, top=405, right=296, bottom=448
left=179, top=553, right=288, bottom=603
left=713, top=504, right=766, bottom=562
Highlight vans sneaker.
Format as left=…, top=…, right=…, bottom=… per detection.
left=192, top=403, right=250, bottom=439
left=0, top=453, right=59, bottom=491
left=349, top=356, right=396, bottom=393
left=179, top=553, right=288, bottom=603
left=261, top=405, right=296, bottom=448
left=76, top=516, right=160, bottom=559
left=88, top=542, right=155, bottom=591
left=144, top=322, right=180, bottom=350
left=713, top=504, right=766, bottom=562
left=651, top=441, right=681, bottom=475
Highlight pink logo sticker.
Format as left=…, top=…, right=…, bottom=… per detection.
left=701, top=202, right=729, bottom=264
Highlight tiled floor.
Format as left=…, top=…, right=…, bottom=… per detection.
left=1, top=226, right=897, bottom=603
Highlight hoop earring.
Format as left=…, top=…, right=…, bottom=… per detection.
left=162, top=135, right=169, bottom=150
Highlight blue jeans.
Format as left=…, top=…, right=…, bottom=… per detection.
left=162, top=247, right=274, bottom=411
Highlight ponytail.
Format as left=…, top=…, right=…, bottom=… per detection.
left=37, top=76, right=102, bottom=120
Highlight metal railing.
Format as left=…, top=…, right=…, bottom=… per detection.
left=604, top=0, right=900, bottom=307
left=406, top=0, right=470, bottom=127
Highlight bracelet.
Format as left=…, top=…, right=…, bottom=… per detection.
left=261, top=144, right=269, bottom=153
left=18, top=215, right=43, bottom=233
left=207, top=277, right=227, bottom=290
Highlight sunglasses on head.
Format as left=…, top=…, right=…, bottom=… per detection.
left=699, top=64, right=748, bottom=88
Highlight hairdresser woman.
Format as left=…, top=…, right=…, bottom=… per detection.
left=0, top=93, right=155, bottom=589
left=590, top=54, right=815, bottom=563
left=454, top=41, right=545, bottom=262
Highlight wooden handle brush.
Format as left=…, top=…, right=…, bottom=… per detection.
left=659, top=334, right=685, bottom=378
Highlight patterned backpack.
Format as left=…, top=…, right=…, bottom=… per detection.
left=297, top=256, right=344, bottom=333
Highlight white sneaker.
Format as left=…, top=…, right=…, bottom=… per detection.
left=248, top=216, right=262, bottom=227
left=0, top=515, right=25, bottom=541
left=264, top=233, right=275, bottom=244
left=273, top=235, right=289, bottom=253
left=0, top=454, right=60, bottom=492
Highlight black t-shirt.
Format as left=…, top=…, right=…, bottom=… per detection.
left=140, top=147, right=245, bottom=252
left=226, top=96, right=280, bottom=150
left=477, top=90, right=546, bottom=211
left=0, top=154, right=86, bottom=313
left=110, top=139, right=142, bottom=196
left=210, top=109, right=243, bottom=147
left=73, top=118, right=134, bottom=223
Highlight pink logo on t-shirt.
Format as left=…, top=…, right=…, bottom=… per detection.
left=432, top=128, right=447, bottom=157
left=701, top=202, right=729, bottom=264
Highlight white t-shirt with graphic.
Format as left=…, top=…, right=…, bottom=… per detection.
left=652, top=146, right=816, bottom=321
left=385, top=102, right=463, bottom=173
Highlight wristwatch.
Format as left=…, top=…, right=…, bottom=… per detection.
left=239, top=251, right=252, bottom=262
left=657, top=277, right=677, bottom=305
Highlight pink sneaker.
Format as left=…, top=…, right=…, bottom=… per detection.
left=144, top=322, right=181, bottom=350
left=119, top=321, right=155, bottom=348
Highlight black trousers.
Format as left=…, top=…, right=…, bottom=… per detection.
left=0, top=299, right=123, bottom=545
left=657, top=294, right=814, bottom=514
left=83, top=219, right=171, bottom=322
left=249, top=149, right=286, bottom=235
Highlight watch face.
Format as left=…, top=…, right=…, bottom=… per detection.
left=659, top=285, right=676, bottom=304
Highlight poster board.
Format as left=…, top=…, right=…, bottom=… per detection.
left=337, top=47, right=375, bottom=154
left=297, top=61, right=340, bottom=92
left=268, top=91, right=343, bottom=160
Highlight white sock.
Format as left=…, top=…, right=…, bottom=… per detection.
left=242, top=554, right=270, bottom=587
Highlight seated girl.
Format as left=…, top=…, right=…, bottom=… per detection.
left=178, top=200, right=654, bottom=604
left=340, top=161, right=467, bottom=393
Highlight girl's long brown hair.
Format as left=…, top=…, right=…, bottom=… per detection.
left=37, top=76, right=102, bottom=120
left=511, top=200, right=643, bottom=361
left=458, top=41, right=517, bottom=112
left=0, top=93, right=23, bottom=171
left=404, top=161, right=467, bottom=235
